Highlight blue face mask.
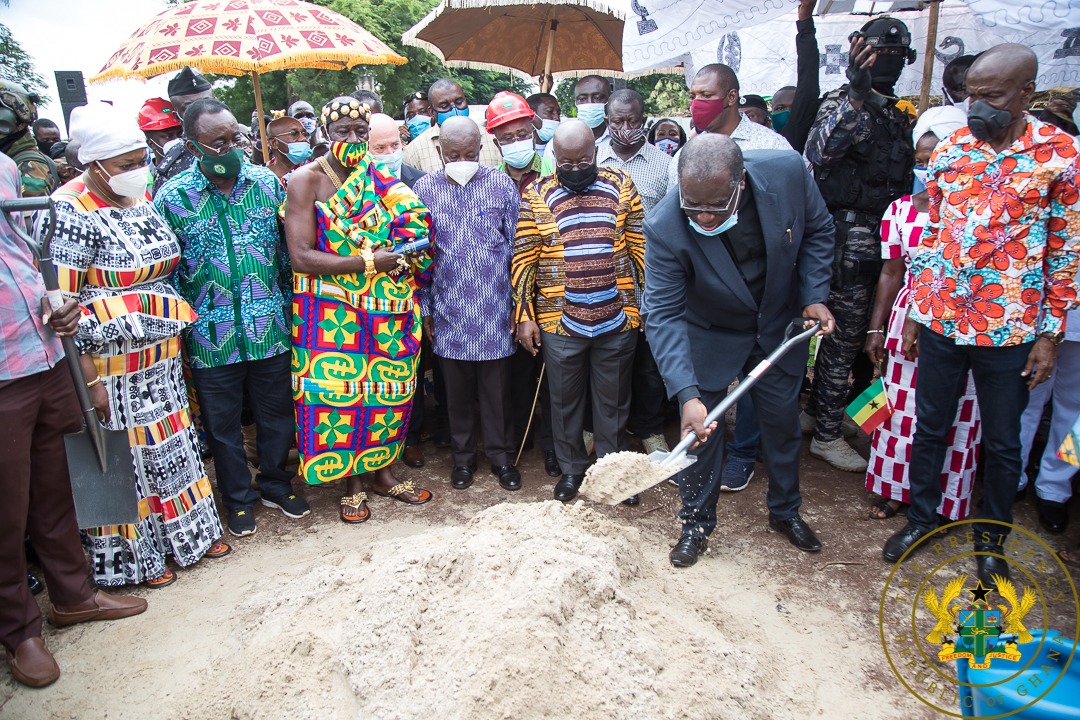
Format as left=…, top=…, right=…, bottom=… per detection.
left=298, top=117, right=318, bottom=136
left=284, top=141, right=313, bottom=165
left=374, top=149, right=404, bottom=176
left=406, top=115, right=431, bottom=139
left=655, top=137, right=680, bottom=156
left=536, top=118, right=560, bottom=143
left=436, top=106, right=469, bottom=125
left=770, top=109, right=790, bottom=133
left=689, top=212, right=739, bottom=237
left=500, top=139, right=535, bottom=169
left=576, top=102, right=606, bottom=129
left=912, top=166, right=929, bottom=194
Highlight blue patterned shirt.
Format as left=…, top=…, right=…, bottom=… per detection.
left=413, top=166, right=520, bottom=361
left=154, top=162, right=291, bottom=369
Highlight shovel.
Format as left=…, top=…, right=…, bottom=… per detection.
left=1, top=197, right=140, bottom=528
left=581, top=319, right=822, bottom=504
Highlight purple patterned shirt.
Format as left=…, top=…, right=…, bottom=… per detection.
left=0, top=153, right=64, bottom=382
left=413, top=166, right=520, bottom=361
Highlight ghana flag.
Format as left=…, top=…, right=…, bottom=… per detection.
left=846, top=377, right=892, bottom=435
left=1058, top=413, right=1080, bottom=467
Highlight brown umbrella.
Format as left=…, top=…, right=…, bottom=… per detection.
left=402, top=0, right=625, bottom=91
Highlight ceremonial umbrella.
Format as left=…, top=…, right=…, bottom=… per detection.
left=402, top=0, right=625, bottom=91
left=89, top=0, right=406, bottom=162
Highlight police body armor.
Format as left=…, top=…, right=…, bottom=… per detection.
left=815, top=89, right=914, bottom=288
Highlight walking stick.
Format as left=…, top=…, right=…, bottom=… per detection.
left=515, top=363, right=545, bottom=467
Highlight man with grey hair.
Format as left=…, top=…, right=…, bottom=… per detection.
left=642, top=134, right=835, bottom=567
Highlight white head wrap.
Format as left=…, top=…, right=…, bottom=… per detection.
left=71, top=102, right=147, bottom=165
left=911, top=105, right=968, bottom=147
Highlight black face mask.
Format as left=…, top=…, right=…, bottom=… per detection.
left=871, top=54, right=906, bottom=94
left=968, top=100, right=1015, bottom=142
left=37, top=140, right=56, bottom=156
left=557, top=164, right=598, bottom=193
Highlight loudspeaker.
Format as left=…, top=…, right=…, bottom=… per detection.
left=53, top=71, right=87, bottom=135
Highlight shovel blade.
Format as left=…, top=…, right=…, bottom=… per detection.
left=64, top=428, right=140, bottom=529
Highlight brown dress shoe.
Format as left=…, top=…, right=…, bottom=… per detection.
left=49, top=589, right=148, bottom=628
left=6, top=637, right=60, bottom=688
left=401, top=445, right=425, bottom=468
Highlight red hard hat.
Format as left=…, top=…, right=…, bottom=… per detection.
left=485, top=91, right=534, bottom=132
left=138, top=98, right=181, bottom=132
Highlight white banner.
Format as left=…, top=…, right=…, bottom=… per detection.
left=681, top=5, right=1080, bottom=97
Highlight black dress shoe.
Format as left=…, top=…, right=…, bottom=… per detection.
left=669, top=535, right=708, bottom=568
left=883, top=522, right=935, bottom=563
left=622, top=494, right=640, bottom=506
left=544, top=451, right=562, bottom=478
left=492, top=464, right=521, bottom=491
left=450, top=466, right=474, bottom=489
left=975, top=550, right=1010, bottom=590
left=769, top=514, right=822, bottom=552
left=1038, top=499, right=1069, bottom=535
left=553, top=474, right=583, bottom=501
left=27, top=573, right=43, bottom=596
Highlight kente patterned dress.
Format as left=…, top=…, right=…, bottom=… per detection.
left=44, top=178, right=224, bottom=585
left=865, top=195, right=982, bottom=521
left=292, top=156, right=433, bottom=485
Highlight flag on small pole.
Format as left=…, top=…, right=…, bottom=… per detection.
left=846, top=377, right=892, bottom=436
left=1058, top=413, right=1080, bottom=467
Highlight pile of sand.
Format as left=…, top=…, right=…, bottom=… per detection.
left=232, top=501, right=769, bottom=719
left=580, top=451, right=693, bottom=504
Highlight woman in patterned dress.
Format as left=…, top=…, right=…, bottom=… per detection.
left=39, top=102, right=229, bottom=588
left=863, top=124, right=981, bottom=522
left=284, top=97, right=434, bottom=524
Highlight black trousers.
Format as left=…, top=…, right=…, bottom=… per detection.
left=439, top=355, right=515, bottom=468
left=510, top=345, right=554, bottom=452
left=627, top=331, right=667, bottom=437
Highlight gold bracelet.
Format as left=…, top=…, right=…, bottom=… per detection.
left=362, top=247, right=376, bottom=278
left=86, top=377, right=102, bottom=390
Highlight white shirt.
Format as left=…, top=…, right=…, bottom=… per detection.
left=666, top=113, right=793, bottom=191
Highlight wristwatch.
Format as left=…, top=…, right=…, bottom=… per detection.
left=1038, top=331, right=1065, bottom=345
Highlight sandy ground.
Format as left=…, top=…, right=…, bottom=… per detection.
left=1, top=423, right=1073, bottom=720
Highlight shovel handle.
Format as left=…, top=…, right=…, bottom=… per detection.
left=662, top=320, right=822, bottom=468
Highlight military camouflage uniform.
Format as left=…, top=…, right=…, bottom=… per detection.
left=151, top=143, right=195, bottom=197
left=3, top=132, right=57, bottom=198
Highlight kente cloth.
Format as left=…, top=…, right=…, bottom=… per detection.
left=292, top=156, right=433, bottom=484
left=40, top=178, right=223, bottom=585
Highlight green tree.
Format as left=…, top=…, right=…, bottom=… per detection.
left=0, top=23, right=50, bottom=103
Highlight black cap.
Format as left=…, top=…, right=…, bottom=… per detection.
left=167, top=66, right=212, bottom=98
left=739, top=94, right=768, bottom=112
left=859, top=17, right=911, bottom=49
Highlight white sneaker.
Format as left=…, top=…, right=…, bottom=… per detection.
left=583, top=430, right=595, bottom=456
left=799, top=411, right=817, bottom=435
left=641, top=433, right=669, bottom=455
left=810, top=437, right=868, bottom=473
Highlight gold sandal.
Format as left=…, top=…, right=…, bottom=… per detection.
left=370, top=480, right=432, bottom=505
left=340, top=492, right=371, bottom=524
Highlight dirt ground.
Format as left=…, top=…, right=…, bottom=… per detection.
left=1, top=418, right=1074, bottom=720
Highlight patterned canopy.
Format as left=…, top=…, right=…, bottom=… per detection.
left=90, top=0, right=406, bottom=84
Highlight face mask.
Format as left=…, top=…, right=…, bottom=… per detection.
left=444, top=160, right=479, bottom=185
left=655, top=137, right=680, bottom=156
left=97, top=161, right=150, bottom=199
left=195, top=146, right=244, bottom=179
left=610, top=125, right=645, bottom=147
left=500, top=139, right=535, bottom=169
left=298, top=117, right=318, bottom=135
left=770, top=109, right=790, bottom=133
left=871, top=54, right=907, bottom=94
left=406, top=115, right=431, bottom=139
left=912, top=166, right=929, bottom=194
left=557, top=164, right=598, bottom=193
left=373, top=149, right=404, bottom=176
left=284, top=141, right=313, bottom=165
left=690, top=97, right=728, bottom=133
left=330, top=140, right=367, bottom=167
left=536, top=118, right=559, bottom=143
left=689, top=211, right=738, bottom=237
left=162, top=137, right=183, bottom=156
left=37, top=140, right=56, bottom=156
left=575, top=103, right=606, bottom=129
left=436, top=106, right=469, bottom=125
left=968, top=100, right=1015, bottom=142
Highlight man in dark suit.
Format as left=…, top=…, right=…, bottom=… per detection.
left=642, top=135, right=836, bottom=567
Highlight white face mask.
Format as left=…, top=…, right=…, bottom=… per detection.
left=444, top=160, right=479, bottom=186
left=97, top=161, right=150, bottom=199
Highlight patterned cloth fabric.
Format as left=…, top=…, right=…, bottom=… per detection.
left=413, top=166, right=519, bottom=361
left=909, top=115, right=1080, bottom=346
left=512, top=167, right=645, bottom=337
left=151, top=143, right=196, bottom=197
left=401, top=122, right=503, bottom=174
left=292, top=155, right=433, bottom=485
left=41, top=178, right=223, bottom=586
left=0, top=154, right=63, bottom=381
left=4, top=131, right=58, bottom=198
left=865, top=194, right=981, bottom=521
left=155, top=161, right=292, bottom=369
left=666, top=114, right=791, bottom=190
left=597, top=139, right=671, bottom=213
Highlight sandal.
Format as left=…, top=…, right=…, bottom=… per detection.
left=204, top=541, right=232, bottom=559
left=340, top=492, right=371, bottom=524
left=145, top=569, right=177, bottom=589
left=869, top=499, right=908, bottom=520
left=370, top=480, right=432, bottom=505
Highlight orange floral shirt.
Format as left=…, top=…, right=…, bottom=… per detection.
left=909, top=115, right=1080, bottom=346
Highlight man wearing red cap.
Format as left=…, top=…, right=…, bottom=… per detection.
left=138, top=98, right=183, bottom=191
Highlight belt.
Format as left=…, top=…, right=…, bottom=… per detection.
left=833, top=209, right=881, bottom=227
